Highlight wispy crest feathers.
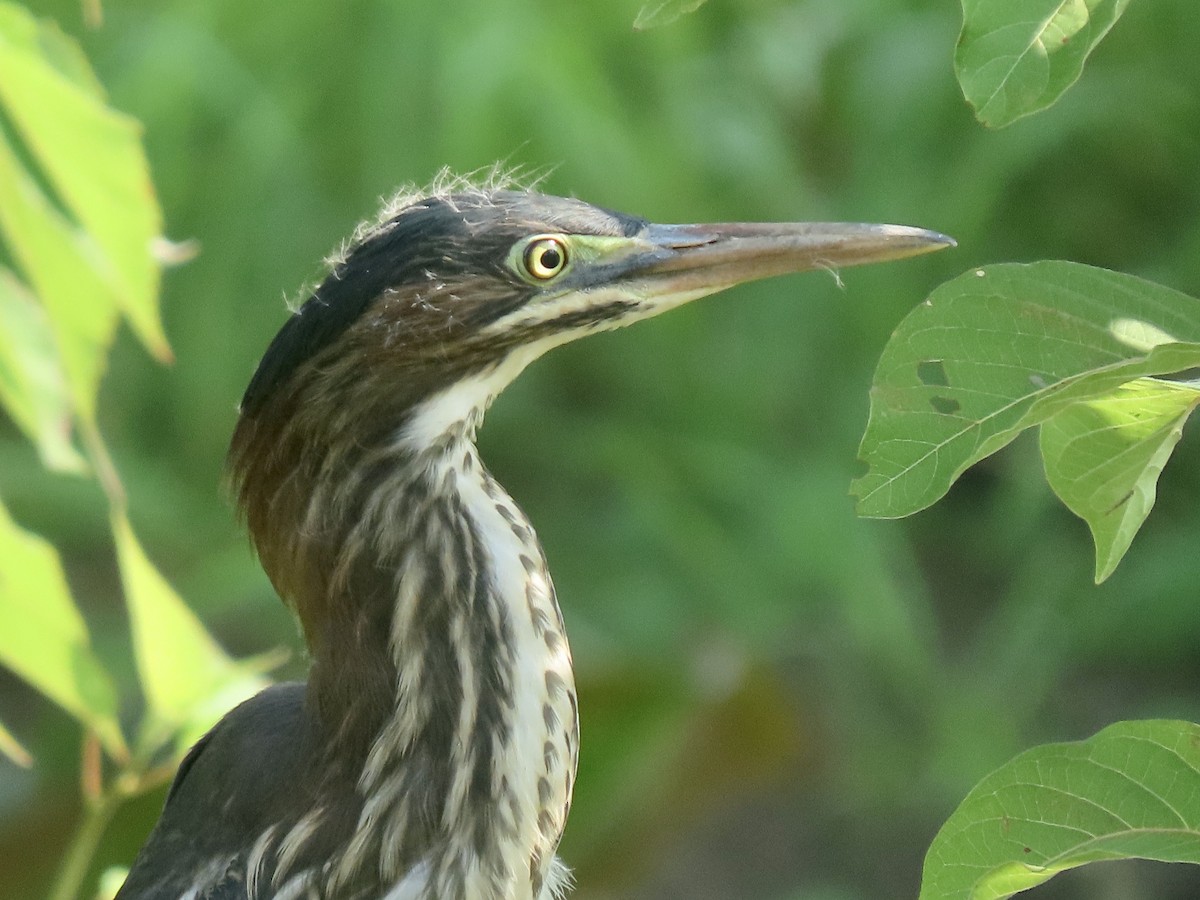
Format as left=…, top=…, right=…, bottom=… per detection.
left=323, top=164, right=549, bottom=272
left=280, top=164, right=553, bottom=312
left=285, top=164, right=540, bottom=314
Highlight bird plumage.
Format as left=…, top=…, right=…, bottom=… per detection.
left=116, top=178, right=952, bottom=899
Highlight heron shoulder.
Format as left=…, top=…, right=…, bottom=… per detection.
left=115, top=683, right=311, bottom=900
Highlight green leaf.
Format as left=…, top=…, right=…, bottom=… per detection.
left=0, top=496, right=125, bottom=759
left=0, top=266, right=84, bottom=472
left=854, top=262, right=1200, bottom=519
left=956, top=0, right=1133, bottom=128
left=633, top=0, right=708, bottom=31
left=1040, top=378, right=1200, bottom=582
left=919, top=720, right=1200, bottom=900
left=0, top=2, right=169, bottom=361
left=112, top=513, right=269, bottom=753
left=97, top=867, right=129, bottom=900
left=0, top=117, right=118, bottom=424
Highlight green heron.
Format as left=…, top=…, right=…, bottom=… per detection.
left=114, top=181, right=951, bottom=899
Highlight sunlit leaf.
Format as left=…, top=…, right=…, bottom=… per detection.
left=0, top=496, right=125, bottom=759
left=97, top=867, right=128, bottom=900
left=920, top=720, right=1200, bottom=900
left=0, top=2, right=169, bottom=360
left=854, top=263, right=1200, bottom=520
left=0, top=114, right=118, bottom=425
left=0, top=266, right=84, bottom=472
left=1041, top=378, right=1200, bottom=582
left=0, top=717, right=32, bottom=767
left=956, top=0, right=1132, bottom=128
left=112, top=513, right=269, bottom=752
left=633, top=0, right=707, bottom=31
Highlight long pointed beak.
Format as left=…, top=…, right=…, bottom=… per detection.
left=492, top=218, right=956, bottom=342
left=628, top=221, right=954, bottom=293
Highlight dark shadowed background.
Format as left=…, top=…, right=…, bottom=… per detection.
left=3, top=0, right=1200, bottom=897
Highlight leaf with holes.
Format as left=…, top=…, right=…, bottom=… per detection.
left=854, top=262, right=1200, bottom=527
left=1040, top=378, right=1200, bottom=582
left=919, top=719, right=1200, bottom=900
left=956, top=0, right=1133, bottom=128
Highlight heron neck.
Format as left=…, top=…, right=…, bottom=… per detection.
left=297, top=417, right=577, bottom=897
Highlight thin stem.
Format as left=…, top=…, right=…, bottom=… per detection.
left=78, top=417, right=126, bottom=514
left=48, top=786, right=122, bottom=900
left=47, top=420, right=131, bottom=900
left=49, top=729, right=169, bottom=900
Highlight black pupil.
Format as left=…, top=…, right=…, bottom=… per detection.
left=537, top=244, right=561, bottom=271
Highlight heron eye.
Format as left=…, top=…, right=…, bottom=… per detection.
left=523, top=237, right=568, bottom=280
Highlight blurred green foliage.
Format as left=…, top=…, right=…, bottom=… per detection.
left=1, top=0, right=1199, bottom=899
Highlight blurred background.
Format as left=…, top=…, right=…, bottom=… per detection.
left=3, top=0, right=1200, bottom=897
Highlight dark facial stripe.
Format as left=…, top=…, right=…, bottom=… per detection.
left=496, top=299, right=642, bottom=352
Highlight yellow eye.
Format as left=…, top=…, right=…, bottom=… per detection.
left=523, top=237, right=568, bottom=280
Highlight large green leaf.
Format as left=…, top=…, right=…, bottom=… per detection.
left=956, top=0, right=1132, bottom=128
left=0, top=2, right=168, bottom=360
left=0, top=266, right=83, bottom=472
left=854, top=263, right=1200, bottom=520
left=1040, top=378, right=1200, bottom=582
left=920, top=720, right=1200, bottom=900
left=113, top=514, right=269, bottom=753
left=0, top=118, right=117, bottom=424
left=0, top=496, right=125, bottom=759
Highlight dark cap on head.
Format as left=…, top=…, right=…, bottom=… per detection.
left=240, top=190, right=646, bottom=417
